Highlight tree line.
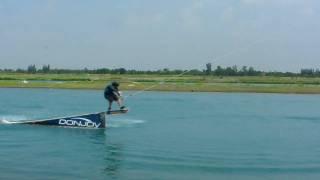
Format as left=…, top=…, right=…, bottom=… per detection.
left=0, top=64, right=319, bottom=77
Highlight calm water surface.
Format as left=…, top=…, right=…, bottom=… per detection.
left=1, top=88, right=320, bottom=180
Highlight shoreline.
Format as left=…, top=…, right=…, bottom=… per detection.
left=1, top=84, right=320, bottom=95
left=1, top=73, right=320, bottom=94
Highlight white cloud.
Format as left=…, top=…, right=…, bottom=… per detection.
left=241, top=0, right=265, bottom=4
left=241, top=0, right=309, bottom=5
left=125, top=12, right=166, bottom=27
left=192, top=0, right=205, bottom=9
left=240, top=0, right=317, bottom=20
left=43, top=0, right=57, bottom=13
left=179, top=0, right=206, bottom=29
left=301, top=6, right=315, bottom=16
left=221, top=7, right=234, bottom=21
left=0, top=1, right=5, bottom=13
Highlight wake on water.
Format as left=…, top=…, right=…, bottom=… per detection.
left=107, top=119, right=146, bottom=128
left=0, top=115, right=27, bottom=124
left=0, top=119, right=11, bottom=124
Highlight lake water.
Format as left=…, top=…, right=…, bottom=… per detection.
left=1, top=88, right=320, bottom=180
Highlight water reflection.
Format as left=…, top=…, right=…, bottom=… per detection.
left=20, top=126, right=125, bottom=179
left=103, top=141, right=123, bottom=178
left=63, top=128, right=124, bottom=178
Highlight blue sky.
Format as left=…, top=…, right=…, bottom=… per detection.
left=0, top=0, right=319, bottom=72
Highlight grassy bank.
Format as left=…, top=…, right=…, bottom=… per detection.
left=1, top=73, right=320, bottom=94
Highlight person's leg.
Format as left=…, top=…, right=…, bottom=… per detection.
left=117, top=97, right=126, bottom=110
left=106, top=96, right=113, bottom=111
left=118, top=100, right=126, bottom=110
left=116, top=99, right=122, bottom=107
left=112, top=93, right=125, bottom=109
left=108, top=101, right=112, bottom=111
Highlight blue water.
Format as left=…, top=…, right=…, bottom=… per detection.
left=1, top=88, right=320, bottom=179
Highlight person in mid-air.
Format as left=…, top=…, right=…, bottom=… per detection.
left=104, top=81, right=126, bottom=111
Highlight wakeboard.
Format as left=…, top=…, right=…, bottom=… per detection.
left=107, top=109, right=129, bottom=115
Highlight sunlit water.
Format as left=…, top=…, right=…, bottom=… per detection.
left=1, top=88, right=320, bottom=180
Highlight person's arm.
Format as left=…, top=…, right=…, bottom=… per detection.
left=113, top=90, right=121, bottom=96
left=114, top=87, right=121, bottom=96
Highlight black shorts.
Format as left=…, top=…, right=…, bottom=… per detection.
left=104, top=93, right=119, bottom=102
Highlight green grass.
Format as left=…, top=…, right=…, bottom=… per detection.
left=1, top=72, right=320, bottom=94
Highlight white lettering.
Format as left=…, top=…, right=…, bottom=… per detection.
left=58, top=118, right=101, bottom=128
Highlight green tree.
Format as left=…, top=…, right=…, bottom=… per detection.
left=42, top=64, right=50, bottom=73
left=240, top=66, right=248, bottom=76
left=214, top=66, right=224, bottom=76
left=248, top=67, right=255, bottom=76
left=206, top=63, right=212, bottom=75
left=27, top=64, right=37, bottom=74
